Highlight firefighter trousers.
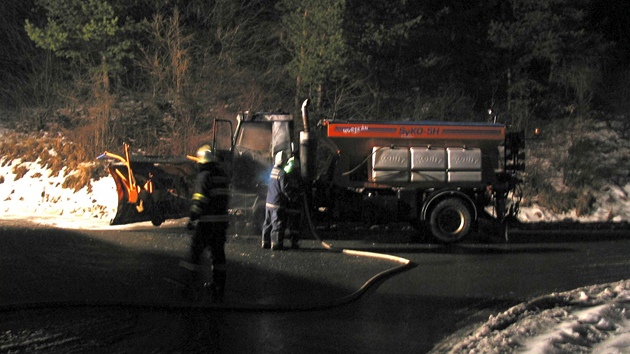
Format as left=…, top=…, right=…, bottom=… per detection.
left=190, top=221, right=227, bottom=288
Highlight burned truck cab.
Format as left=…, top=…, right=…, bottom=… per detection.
left=103, top=111, right=295, bottom=230
left=226, top=111, right=295, bottom=230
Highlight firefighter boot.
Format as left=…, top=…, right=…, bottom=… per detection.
left=179, top=260, right=204, bottom=301
left=270, top=230, right=284, bottom=251
left=290, top=230, right=300, bottom=249
left=207, top=268, right=226, bottom=303
left=185, top=269, right=204, bottom=301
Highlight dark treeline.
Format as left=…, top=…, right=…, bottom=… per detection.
left=0, top=0, right=628, bottom=156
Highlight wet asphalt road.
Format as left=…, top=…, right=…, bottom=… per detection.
left=2, top=220, right=630, bottom=353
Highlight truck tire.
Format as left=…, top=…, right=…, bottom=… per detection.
left=429, top=198, right=471, bottom=243
left=150, top=210, right=164, bottom=226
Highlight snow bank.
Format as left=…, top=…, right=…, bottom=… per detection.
left=436, top=280, right=630, bottom=353
left=0, top=157, right=118, bottom=229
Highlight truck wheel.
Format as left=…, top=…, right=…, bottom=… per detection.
left=151, top=213, right=164, bottom=226
left=145, top=195, right=163, bottom=226
left=429, top=199, right=471, bottom=243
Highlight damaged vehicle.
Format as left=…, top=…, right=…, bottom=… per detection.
left=100, top=100, right=523, bottom=243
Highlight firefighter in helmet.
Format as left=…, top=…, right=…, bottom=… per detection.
left=262, top=150, right=299, bottom=250
left=185, top=144, right=230, bottom=302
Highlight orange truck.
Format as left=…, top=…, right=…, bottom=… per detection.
left=310, top=118, right=523, bottom=242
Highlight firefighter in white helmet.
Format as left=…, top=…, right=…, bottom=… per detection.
left=261, top=150, right=299, bottom=250
left=185, top=144, right=230, bottom=302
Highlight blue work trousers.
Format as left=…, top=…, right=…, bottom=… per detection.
left=262, top=207, right=286, bottom=245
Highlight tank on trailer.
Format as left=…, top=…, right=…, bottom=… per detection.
left=320, top=120, right=506, bottom=189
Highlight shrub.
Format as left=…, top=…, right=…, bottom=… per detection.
left=521, top=116, right=630, bottom=217
left=537, top=187, right=577, bottom=214
left=61, top=162, right=102, bottom=192
left=12, top=165, right=29, bottom=180
left=575, top=192, right=596, bottom=217
left=0, top=129, right=102, bottom=191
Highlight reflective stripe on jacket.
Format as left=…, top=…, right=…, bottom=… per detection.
left=265, top=166, right=289, bottom=209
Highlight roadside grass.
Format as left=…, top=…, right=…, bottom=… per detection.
left=521, top=117, right=630, bottom=218
left=0, top=131, right=106, bottom=192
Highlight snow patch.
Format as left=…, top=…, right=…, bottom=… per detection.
left=438, top=281, right=630, bottom=353
left=0, top=157, right=118, bottom=228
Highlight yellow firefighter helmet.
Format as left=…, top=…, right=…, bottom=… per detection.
left=196, top=145, right=218, bottom=164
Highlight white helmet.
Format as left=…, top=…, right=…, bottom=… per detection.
left=196, top=145, right=217, bottom=164
left=274, top=150, right=288, bottom=167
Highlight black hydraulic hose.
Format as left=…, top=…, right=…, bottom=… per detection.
left=341, top=146, right=389, bottom=177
